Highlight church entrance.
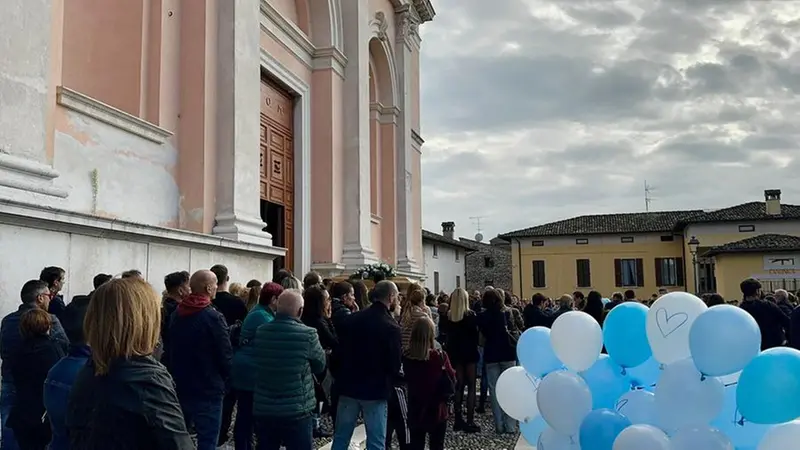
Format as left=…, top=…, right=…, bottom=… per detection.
left=259, top=77, right=295, bottom=275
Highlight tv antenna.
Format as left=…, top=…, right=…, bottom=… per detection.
left=470, top=216, right=486, bottom=242
left=644, top=180, right=655, bottom=212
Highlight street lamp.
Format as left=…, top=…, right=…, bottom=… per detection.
left=688, top=236, right=700, bottom=293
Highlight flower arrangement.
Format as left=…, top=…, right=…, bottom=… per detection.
left=353, top=262, right=397, bottom=282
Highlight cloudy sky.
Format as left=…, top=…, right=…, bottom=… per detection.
left=418, top=0, right=800, bottom=240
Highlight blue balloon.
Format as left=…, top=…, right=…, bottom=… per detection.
left=737, top=347, right=800, bottom=424
left=580, top=354, right=632, bottom=409
left=603, top=303, right=652, bottom=369
left=517, top=327, right=563, bottom=377
left=579, top=409, right=632, bottom=450
left=627, top=356, right=662, bottom=389
left=520, top=416, right=548, bottom=446
left=711, top=383, right=770, bottom=450
left=689, top=305, right=761, bottom=377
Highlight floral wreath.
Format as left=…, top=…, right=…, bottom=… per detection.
left=353, top=262, right=397, bottom=281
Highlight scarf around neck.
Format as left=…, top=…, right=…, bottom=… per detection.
left=177, top=293, right=211, bottom=316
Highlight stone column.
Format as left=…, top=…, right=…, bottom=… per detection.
left=393, top=6, right=421, bottom=274
left=340, top=0, right=376, bottom=267
left=0, top=0, right=67, bottom=199
left=212, top=0, right=271, bottom=246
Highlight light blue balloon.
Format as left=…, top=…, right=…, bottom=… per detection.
left=689, top=305, right=761, bottom=377
left=711, top=384, right=770, bottom=449
left=580, top=354, right=632, bottom=409
left=615, top=390, right=658, bottom=427
left=519, top=416, right=548, bottom=446
left=578, top=409, right=631, bottom=450
left=517, top=326, right=563, bottom=377
left=669, top=426, right=734, bottom=450
left=737, top=347, right=800, bottom=424
left=627, top=356, right=662, bottom=389
left=603, top=302, right=652, bottom=369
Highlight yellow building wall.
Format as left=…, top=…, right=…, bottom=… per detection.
left=682, top=221, right=800, bottom=294
left=713, top=253, right=763, bottom=300
left=512, top=233, right=685, bottom=299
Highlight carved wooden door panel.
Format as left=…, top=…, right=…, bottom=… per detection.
left=260, top=78, right=294, bottom=271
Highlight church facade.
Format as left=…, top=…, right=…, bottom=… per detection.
left=0, top=0, right=432, bottom=303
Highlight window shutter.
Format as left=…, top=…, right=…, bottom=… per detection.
left=576, top=260, right=582, bottom=286
left=654, top=258, right=663, bottom=286
left=636, top=258, right=645, bottom=287
left=614, top=259, right=622, bottom=287
left=676, top=257, right=685, bottom=286
left=585, top=260, right=591, bottom=287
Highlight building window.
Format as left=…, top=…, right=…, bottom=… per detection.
left=456, top=275, right=461, bottom=288
left=532, top=240, right=544, bottom=247
left=739, top=224, right=755, bottom=232
left=655, top=257, right=684, bottom=286
left=432, top=244, right=438, bottom=258
left=455, top=250, right=460, bottom=261
left=621, top=236, right=635, bottom=243
left=532, top=260, right=546, bottom=288
left=576, top=259, right=591, bottom=288
left=433, top=271, right=440, bottom=293
left=576, top=238, right=589, bottom=245
left=614, top=258, right=644, bottom=287
left=484, top=256, right=495, bottom=268
left=660, top=235, right=674, bottom=242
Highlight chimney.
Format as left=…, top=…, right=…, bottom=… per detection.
left=765, top=189, right=782, bottom=215
left=441, top=221, right=455, bottom=239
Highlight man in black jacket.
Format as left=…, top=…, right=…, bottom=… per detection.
left=740, top=278, right=790, bottom=350
left=165, top=270, right=232, bottom=450
left=523, top=293, right=554, bottom=330
left=61, top=273, right=112, bottom=345
left=331, top=281, right=402, bottom=450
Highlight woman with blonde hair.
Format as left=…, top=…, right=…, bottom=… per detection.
left=401, top=287, right=430, bottom=353
left=66, top=278, right=193, bottom=449
left=280, top=275, right=303, bottom=292
left=229, top=282, right=247, bottom=299
left=441, top=288, right=481, bottom=432
left=403, top=318, right=455, bottom=450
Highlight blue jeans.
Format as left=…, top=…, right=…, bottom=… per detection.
left=234, top=390, right=254, bottom=450
left=332, top=396, right=388, bottom=450
left=181, top=397, right=224, bottom=450
left=486, top=361, right=517, bottom=433
left=0, top=382, right=18, bottom=450
left=255, top=415, right=312, bottom=450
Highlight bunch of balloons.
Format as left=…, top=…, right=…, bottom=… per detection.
left=494, top=292, right=800, bottom=450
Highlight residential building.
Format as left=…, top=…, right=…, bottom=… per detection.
left=460, top=236, right=512, bottom=293
left=422, top=222, right=471, bottom=294
left=0, top=0, right=433, bottom=307
left=500, top=190, right=800, bottom=300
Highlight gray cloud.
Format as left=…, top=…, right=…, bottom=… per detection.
left=419, top=0, right=800, bottom=239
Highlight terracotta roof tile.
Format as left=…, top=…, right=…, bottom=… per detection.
left=704, top=234, right=800, bottom=256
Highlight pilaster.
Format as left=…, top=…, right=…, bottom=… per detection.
left=340, top=0, right=376, bottom=267
left=0, top=0, right=67, bottom=199
left=212, top=0, right=271, bottom=246
left=393, top=5, right=422, bottom=275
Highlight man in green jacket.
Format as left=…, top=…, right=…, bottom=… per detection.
left=252, top=289, right=326, bottom=449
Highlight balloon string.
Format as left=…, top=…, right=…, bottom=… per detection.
left=737, top=417, right=746, bottom=426
left=621, top=367, right=627, bottom=376
left=700, top=374, right=706, bottom=381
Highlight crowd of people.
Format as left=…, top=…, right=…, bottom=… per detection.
left=4, top=263, right=797, bottom=450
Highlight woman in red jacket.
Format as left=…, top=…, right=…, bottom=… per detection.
left=403, top=317, right=456, bottom=450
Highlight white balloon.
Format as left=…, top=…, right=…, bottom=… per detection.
left=646, top=292, right=707, bottom=365
left=551, top=311, right=603, bottom=372
left=613, top=424, right=670, bottom=450
left=616, top=390, right=658, bottom=426
left=758, top=420, right=800, bottom=450
left=538, top=426, right=580, bottom=450
left=496, top=366, right=540, bottom=422
left=655, top=359, right=724, bottom=432
left=537, top=371, right=592, bottom=437
left=671, top=426, right=733, bottom=450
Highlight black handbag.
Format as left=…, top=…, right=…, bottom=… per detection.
left=434, top=350, right=456, bottom=401
left=504, top=310, right=520, bottom=348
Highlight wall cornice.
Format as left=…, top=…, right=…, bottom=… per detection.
left=56, top=87, right=172, bottom=144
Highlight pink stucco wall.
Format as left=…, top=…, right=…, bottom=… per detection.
left=42, top=0, right=424, bottom=272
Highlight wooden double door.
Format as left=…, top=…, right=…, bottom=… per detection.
left=260, top=78, right=294, bottom=272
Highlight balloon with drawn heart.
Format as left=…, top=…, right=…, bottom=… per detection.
left=645, top=292, right=707, bottom=366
